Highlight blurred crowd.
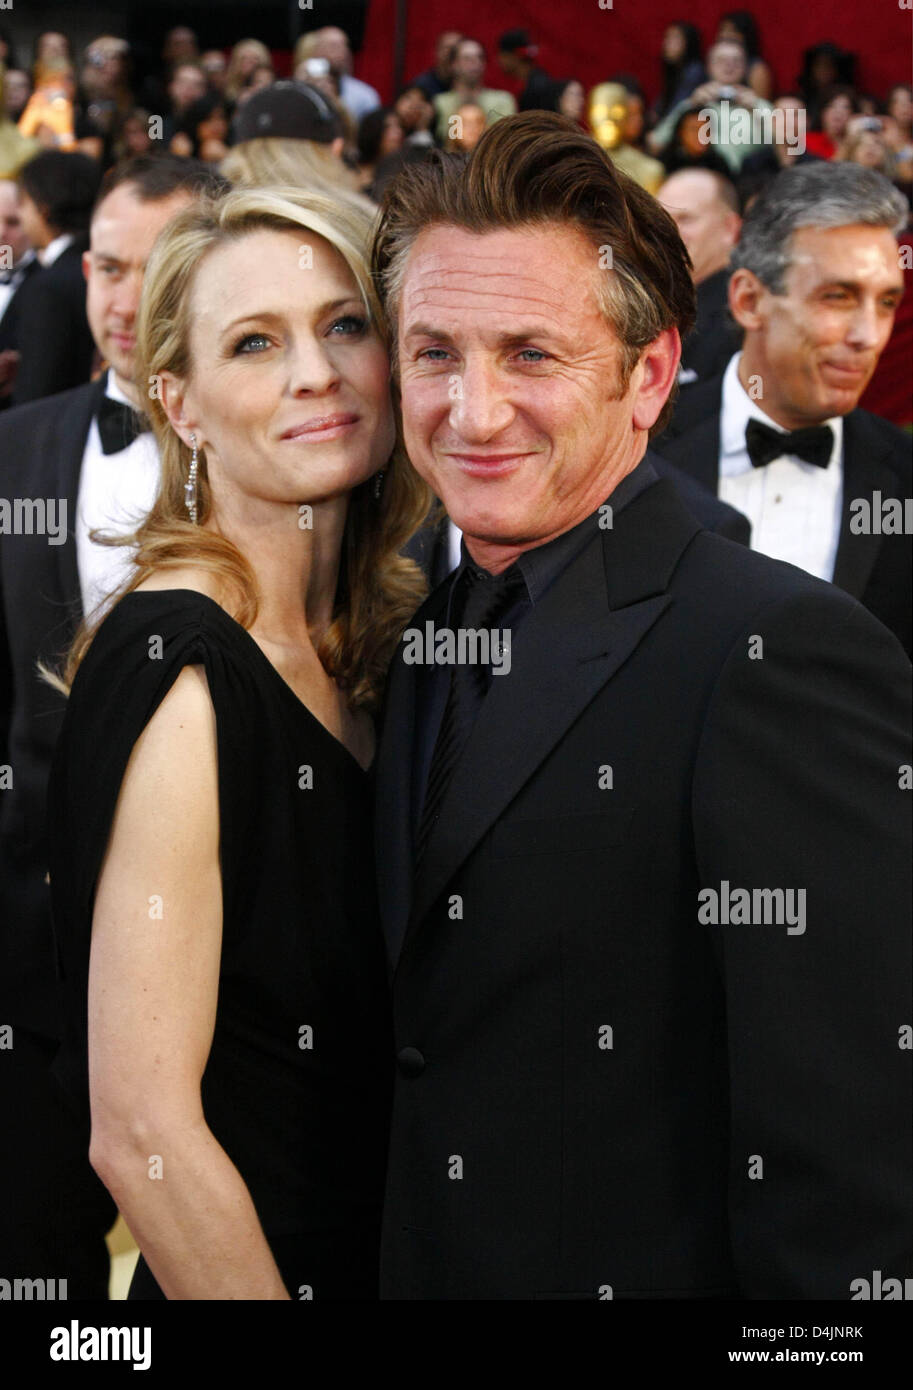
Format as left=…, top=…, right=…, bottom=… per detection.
left=0, top=16, right=910, bottom=421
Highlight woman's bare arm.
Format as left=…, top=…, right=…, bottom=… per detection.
left=86, top=664, right=290, bottom=1300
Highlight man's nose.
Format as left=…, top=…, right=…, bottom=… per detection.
left=111, top=270, right=142, bottom=323
left=846, top=298, right=890, bottom=351
left=448, top=357, right=514, bottom=440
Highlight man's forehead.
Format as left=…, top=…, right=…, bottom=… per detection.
left=401, top=224, right=598, bottom=316
left=787, top=224, right=902, bottom=284
left=91, top=188, right=191, bottom=251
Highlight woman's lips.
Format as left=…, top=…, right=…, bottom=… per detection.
left=280, top=413, right=360, bottom=440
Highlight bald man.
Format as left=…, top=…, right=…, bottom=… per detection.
left=658, top=168, right=743, bottom=385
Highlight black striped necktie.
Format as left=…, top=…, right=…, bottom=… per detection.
left=415, top=562, right=525, bottom=865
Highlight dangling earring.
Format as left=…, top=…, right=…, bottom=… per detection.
left=373, top=469, right=386, bottom=501
left=184, top=433, right=199, bottom=524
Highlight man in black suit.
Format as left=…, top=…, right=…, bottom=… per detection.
left=371, top=114, right=911, bottom=1300
left=0, top=155, right=225, bottom=1297
left=657, top=167, right=743, bottom=387
left=11, top=151, right=102, bottom=406
left=0, top=177, right=39, bottom=410
left=656, top=161, right=911, bottom=655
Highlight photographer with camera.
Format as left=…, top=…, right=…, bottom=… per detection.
left=649, top=39, right=774, bottom=173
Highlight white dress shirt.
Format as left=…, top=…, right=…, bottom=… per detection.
left=340, top=73, right=381, bottom=122
left=37, top=232, right=75, bottom=268
left=75, top=372, right=161, bottom=622
left=718, top=352, right=844, bottom=581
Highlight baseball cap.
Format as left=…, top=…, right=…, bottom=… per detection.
left=231, top=80, right=342, bottom=145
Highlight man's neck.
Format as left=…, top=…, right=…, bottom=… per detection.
left=736, top=349, right=823, bottom=431
left=111, top=369, right=142, bottom=411
left=464, top=449, right=644, bottom=574
left=695, top=262, right=728, bottom=286
left=454, top=78, right=482, bottom=98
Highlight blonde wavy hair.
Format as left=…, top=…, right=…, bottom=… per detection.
left=54, top=185, right=430, bottom=711
left=220, top=136, right=367, bottom=205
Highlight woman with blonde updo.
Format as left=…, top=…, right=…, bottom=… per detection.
left=46, top=185, right=429, bottom=1300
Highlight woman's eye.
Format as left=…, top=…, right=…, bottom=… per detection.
left=234, top=333, right=272, bottom=354
left=328, top=314, right=368, bottom=335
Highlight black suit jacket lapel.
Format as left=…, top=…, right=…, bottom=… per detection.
left=832, top=411, right=898, bottom=600
left=402, top=480, right=702, bottom=962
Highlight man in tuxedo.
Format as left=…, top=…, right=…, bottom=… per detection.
left=371, top=113, right=911, bottom=1299
left=657, top=167, right=743, bottom=387
left=0, top=177, right=39, bottom=409
left=0, top=154, right=224, bottom=1297
left=656, top=162, right=911, bottom=655
left=11, top=151, right=102, bottom=406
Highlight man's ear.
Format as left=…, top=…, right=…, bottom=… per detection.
left=82, top=249, right=91, bottom=283
left=630, top=327, right=681, bottom=433
left=728, top=267, right=768, bottom=332
left=154, top=371, right=197, bottom=448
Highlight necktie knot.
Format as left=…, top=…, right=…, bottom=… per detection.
left=745, top=417, right=833, bottom=470
left=452, top=562, right=526, bottom=634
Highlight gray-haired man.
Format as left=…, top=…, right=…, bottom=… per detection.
left=658, top=161, right=911, bottom=654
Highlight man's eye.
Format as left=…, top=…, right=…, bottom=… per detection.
left=823, top=291, right=850, bottom=302
left=233, top=333, right=272, bottom=354
left=328, top=314, right=368, bottom=335
left=516, top=349, right=548, bottom=362
left=417, top=347, right=451, bottom=362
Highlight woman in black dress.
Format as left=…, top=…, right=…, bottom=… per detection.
left=46, top=185, right=429, bottom=1299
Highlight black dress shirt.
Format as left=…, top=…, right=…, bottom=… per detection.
left=411, top=459, right=659, bottom=836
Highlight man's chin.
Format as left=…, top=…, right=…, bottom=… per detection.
left=105, top=353, right=135, bottom=385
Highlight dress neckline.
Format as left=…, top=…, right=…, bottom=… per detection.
left=119, top=589, right=374, bottom=777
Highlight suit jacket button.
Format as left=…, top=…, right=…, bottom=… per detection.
left=397, top=1046, right=425, bottom=1078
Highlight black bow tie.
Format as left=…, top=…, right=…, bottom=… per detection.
left=97, top=393, right=151, bottom=454
left=745, top=417, right=834, bottom=470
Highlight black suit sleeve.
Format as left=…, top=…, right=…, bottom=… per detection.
left=0, top=555, right=11, bottom=769
left=692, top=590, right=912, bottom=1298
left=11, top=268, right=92, bottom=407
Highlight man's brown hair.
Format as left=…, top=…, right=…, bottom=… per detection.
left=371, top=111, right=696, bottom=436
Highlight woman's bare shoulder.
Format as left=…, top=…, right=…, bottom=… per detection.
left=133, top=568, right=224, bottom=602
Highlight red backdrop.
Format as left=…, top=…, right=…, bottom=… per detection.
left=354, top=0, right=911, bottom=108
